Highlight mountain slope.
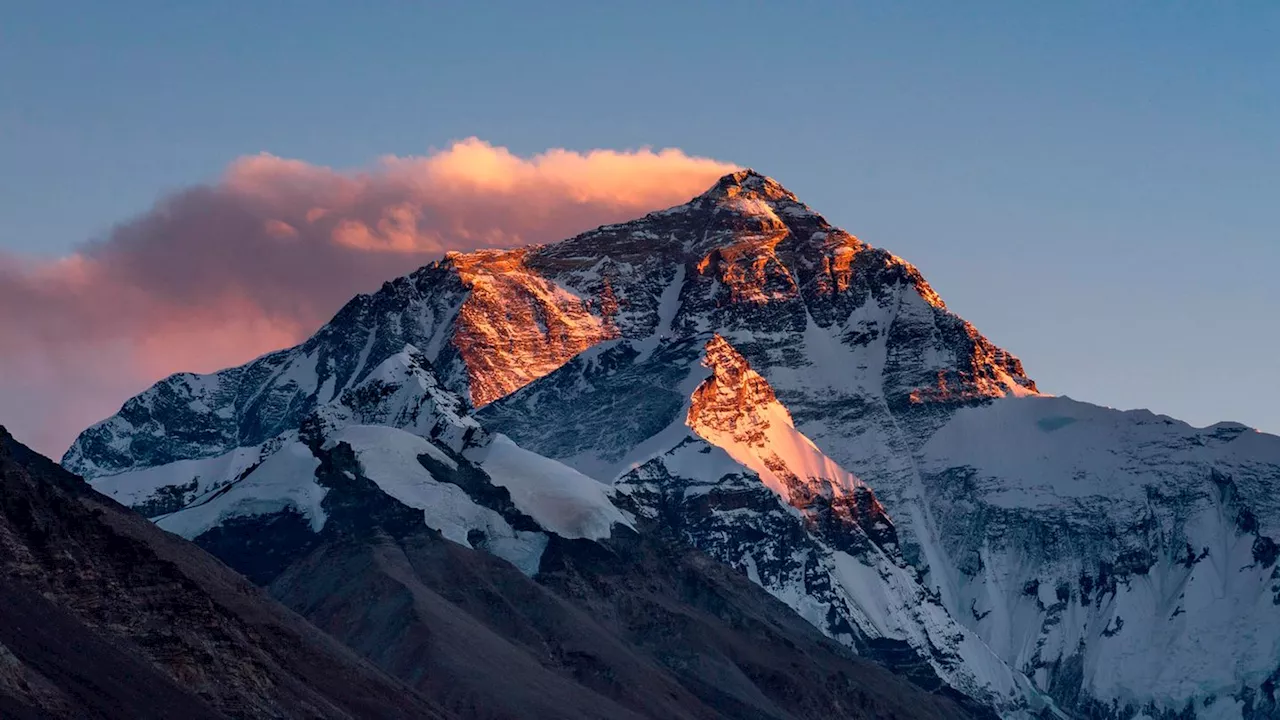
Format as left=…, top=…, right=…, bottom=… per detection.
left=0, top=426, right=447, bottom=720
left=606, top=334, right=1046, bottom=714
left=915, top=398, right=1280, bottom=719
left=65, top=169, right=1280, bottom=718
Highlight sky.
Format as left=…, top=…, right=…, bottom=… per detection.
left=1, top=1, right=1277, bottom=455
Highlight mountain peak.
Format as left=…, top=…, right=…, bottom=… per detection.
left=700, top=168, right=799, bottom=205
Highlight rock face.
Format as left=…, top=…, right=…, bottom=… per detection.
left=66, top=170, right=1280, bottom=719
left=0, top=426, right=447, bottom=720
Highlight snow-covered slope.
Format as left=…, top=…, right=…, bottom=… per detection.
left=916, top=397, right=1280, bottom=718
left=613, top=335, right=1049, bottom=715
left=687, top=334, right=866, bottom=501
left=85, top=347, right=625, bottom=578
left=465, top=433, right=632, bottom=541
left=66, top=170, right=1280, bottom=719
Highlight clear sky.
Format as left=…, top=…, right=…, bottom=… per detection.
left=2, top=1, right=1277, bottom=436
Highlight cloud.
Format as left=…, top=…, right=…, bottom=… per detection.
left=0, top=138, right=738, bottom=457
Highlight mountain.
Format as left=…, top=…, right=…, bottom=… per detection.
left=0, top=426, right=448, bottom=719
left=65, top=170, right=1280, bottom=719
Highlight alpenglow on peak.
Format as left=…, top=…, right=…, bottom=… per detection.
left=700, top=168, right=800, bottom=203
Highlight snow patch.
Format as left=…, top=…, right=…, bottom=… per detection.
left=329, top=425, right=547, bottom=575
left=468, top=434, right=632, bottom=540
left=155, top=441, right=326, bottom=539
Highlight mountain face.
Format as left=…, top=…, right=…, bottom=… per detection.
left=65, top=170, right=1280, bottom=719
left=0, top=426, right=448, bottom=720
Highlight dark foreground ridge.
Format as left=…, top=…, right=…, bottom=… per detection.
left=0, top=425, right=446, bottom=720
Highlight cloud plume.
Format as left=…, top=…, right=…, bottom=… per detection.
left=0, top=138, right=738, bottom=456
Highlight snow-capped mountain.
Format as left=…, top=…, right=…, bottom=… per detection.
left=65, top=170, right=1280, bottom=719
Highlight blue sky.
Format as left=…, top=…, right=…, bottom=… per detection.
left=2, top=1, right=1277, bottom=434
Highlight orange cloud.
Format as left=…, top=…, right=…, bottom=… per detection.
left=0, top=138, right=738, bottom=456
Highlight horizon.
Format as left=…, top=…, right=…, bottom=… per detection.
left=2, top=2, right=1277, bottom=454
